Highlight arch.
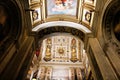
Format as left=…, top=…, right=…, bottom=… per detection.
left=102, top=0, right=120, bottom=43
left=32, top=21, right=91, bottom=44
left=0, top=0, right=22, bottom=62
left=101, top=0, right=120, bottom=56
left=32, top=21, right=91, bottom=33
left=101, top=0, right=120, bottom=78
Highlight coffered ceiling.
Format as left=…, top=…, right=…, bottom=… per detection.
left=29, top=0, right=97, bottom=29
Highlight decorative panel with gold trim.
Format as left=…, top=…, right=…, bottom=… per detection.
left=82, top=6, right=94, bottom=28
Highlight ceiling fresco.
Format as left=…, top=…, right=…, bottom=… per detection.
left=29, top=0, right=97, bottom=28
left=46, top=0, right=78, bottom=16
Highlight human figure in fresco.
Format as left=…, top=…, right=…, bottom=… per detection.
left=52, top=0, right=66, bottom=12
left=65, top=0, right=74, bottom=9
left=32, top=10, right=38, bottom=21
left=62, top=0, right=66, bottom=6
left=85, top=11, right=92, bottom=22
left=52, top=0, right=73, bottom=12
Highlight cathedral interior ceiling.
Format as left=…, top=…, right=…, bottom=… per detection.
left=29, top=0, right=97, bottom=31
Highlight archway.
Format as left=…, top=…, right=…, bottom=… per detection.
left=27, top=33, right=92, bottom=80
left=102, top=0, right=120, bottom=78
left=0, top=0, right=23, bottom=77
left=0, top=0, right=22, bottom=57
left=26, top=21, right=93, bottom=80
left=32, top=21, right=92, bottom=47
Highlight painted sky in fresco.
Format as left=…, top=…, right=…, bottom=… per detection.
left=47, top=0, right=77, bottom=16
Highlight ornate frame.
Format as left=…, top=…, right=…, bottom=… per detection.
left=30, top=3, right=41, bottom=27
left=82, top=6, right=94, bottom=28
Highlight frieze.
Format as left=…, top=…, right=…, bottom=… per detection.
left=38, top=26, right=85, bottom=42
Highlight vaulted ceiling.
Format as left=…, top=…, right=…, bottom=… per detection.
left=29, top=0, right=97, bottom=29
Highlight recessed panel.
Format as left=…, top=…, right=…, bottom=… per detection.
left=30, top=7, right=41, bottom=25
left=82, top=7, right=94, bottom=27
